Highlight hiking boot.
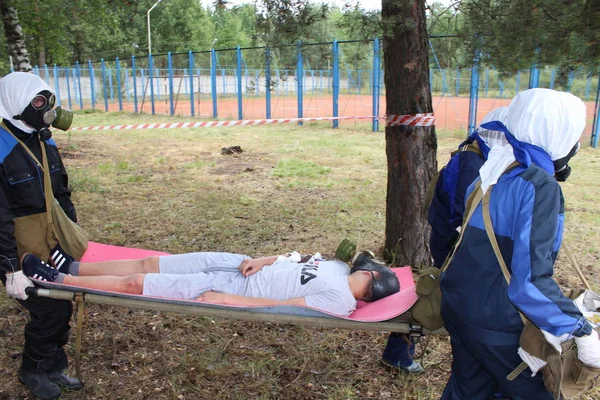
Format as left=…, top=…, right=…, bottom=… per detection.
left=21, top=254, right=59, bottom=282
left=48, top=243, right=74, bottom=273
left=47, top=371, right=84, bottom=391
left=381, top=357, right=425, bottom=375
left=18, top=369, right=62, bottom=400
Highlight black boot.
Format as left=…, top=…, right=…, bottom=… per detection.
left=18, top=369, right=62, bottom=400
left=47, top=371, right=84, bottom=391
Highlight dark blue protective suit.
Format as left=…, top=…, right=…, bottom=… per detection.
left=439, top=123, right=592, bottom=400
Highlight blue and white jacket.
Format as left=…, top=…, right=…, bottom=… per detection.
left=440, top=161, right=592, bottom=346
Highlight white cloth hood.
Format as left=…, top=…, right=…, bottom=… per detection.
left=0, top=72, right=54, bottom=133
left=505, top=88, right=586, bottom=161
left=478, top=89, right=586, bottom=194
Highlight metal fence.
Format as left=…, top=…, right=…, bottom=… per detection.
left=29, top=39, right=600, bottom=147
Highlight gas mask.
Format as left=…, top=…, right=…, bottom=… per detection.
left=12, top=90, right=73, bottom=140
left=350, top=252, right=400, bottom=302
left=553, top=142, right=580, bottom=182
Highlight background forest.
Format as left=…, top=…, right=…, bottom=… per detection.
left=0, top=0, right=598, bottom=79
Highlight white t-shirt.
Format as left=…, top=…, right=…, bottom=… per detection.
left=238, top=259, right=357, bottom=316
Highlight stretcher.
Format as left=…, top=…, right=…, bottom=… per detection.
left=25, top=242, right=445, bottom=379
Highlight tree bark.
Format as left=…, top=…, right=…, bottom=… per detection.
left=0, top=0, right=32, bottom=72
left=382, top=0, right=437, bottom=268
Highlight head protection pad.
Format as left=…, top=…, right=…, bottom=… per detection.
left=350, top=255, right=400, bottom=302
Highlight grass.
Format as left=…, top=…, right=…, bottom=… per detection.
left=0, top=111, right=598, bottom=399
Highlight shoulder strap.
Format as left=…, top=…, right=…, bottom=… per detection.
left=423, top=170, right=441, bottom=214
left=0, top=122, right=54, bottom=226
left=450, top=141, right=483, bottom=158
left=440, top=179, right=484, bottom=273
left=481, top=174, right=529, bottom=325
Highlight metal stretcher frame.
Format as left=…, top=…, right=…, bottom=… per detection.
left=27, top=286, right=430, bottom=333
left=25, top=280, right=447, bottom=380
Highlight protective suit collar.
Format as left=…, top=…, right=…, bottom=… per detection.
left=478, top=89, right=586, bottom=193
left=0, top=72, right=54, bottom=133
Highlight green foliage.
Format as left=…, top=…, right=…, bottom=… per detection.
left=457, top=0, right=600, bottom=73
left=0, top=0, right=596, bottom=75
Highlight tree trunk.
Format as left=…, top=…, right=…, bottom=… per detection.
left=382, top=0, right=437, bottom=268
left=38, top=39, right=46, bottom=67
left=0, top=0, right=32, bottom=72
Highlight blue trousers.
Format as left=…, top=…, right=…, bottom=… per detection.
left=441, top=329, right=553, bottom=400
left=382, top=332, right=415, bottom=367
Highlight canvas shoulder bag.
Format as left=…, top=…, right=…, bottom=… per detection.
left=481, top=185, right=600, bottom=400
left=3, top=123, right=88, bottom=261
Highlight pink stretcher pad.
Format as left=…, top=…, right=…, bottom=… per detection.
left=77, top=242, right=417, bottom=322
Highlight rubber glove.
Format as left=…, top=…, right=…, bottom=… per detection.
left=5, top=271, right=34, bottom=300
left=575, top=330, right=600, bottom=368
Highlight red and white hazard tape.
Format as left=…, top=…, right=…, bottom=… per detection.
left=386, top=113, right=435, bottom=127
left=68, top=114, right=435, bottom=132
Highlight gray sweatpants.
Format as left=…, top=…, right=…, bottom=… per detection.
left=142, top=252, right=250, bottom=299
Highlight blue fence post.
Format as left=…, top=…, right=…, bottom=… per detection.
left=515, top=70, right=521, bottom=94
left=372, top=37, right=380, bottom=132
left=237, top=46, right=243, bottom=120
left=455, top=69, right=461, bottom=96
left=529, top=50, right=540, bottom=89
left=167, top=52, right=174, bottom=116
left=149, top=54, right=156, bottom=115
left=467, top=49, right=480, bottom=135
left=591, top=71, right=600, bottom=148
left=265, top=47, right=271, bottom=119
left=116, top=57, right=123, bottom=111
left=297, top=41, right=304, bottom=125
left=52, top=64, right=61, bottom=106
left=88, top=60, right=96, bottom=109
left=132, top=56, right=138, bottom=114
left=101, top=59, right=109, bottom=111
left=211, top=48, right=217, bottom=118
left=189, top=51, right=195, bottom=117
left=332, top=39, right=339, bottom=129
left=550, top=68, right=556, bottom=89
left=44, top=64, right=50, bottom=84
left=76, top=61, right=83, bottom=110
left=65, top=66, right=72, bottom=109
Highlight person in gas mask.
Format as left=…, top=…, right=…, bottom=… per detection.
left=0, top=72, right=82, bottom=400
left=439, top=88, right=599, bottom=399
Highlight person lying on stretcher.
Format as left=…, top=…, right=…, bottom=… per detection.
left=20, top=250, right=400, bottom=316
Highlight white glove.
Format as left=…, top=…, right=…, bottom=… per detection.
left=575, top=330, right=600, bottom=368
left=5, top=271, right=34, bottom=300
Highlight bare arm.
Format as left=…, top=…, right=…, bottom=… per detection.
left=195, top=291, right=306, bottom=307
